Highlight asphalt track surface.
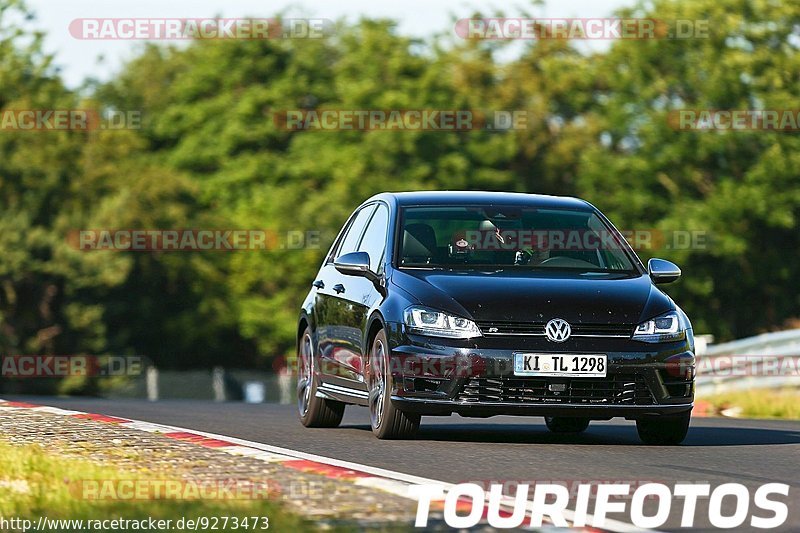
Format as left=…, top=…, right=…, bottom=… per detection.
left=9, top=396, right=800, bottom=532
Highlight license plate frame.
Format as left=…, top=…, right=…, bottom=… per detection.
left=513, top=353, right=607, bottom=378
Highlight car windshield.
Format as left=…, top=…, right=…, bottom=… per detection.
left=398, top=205, right=637, bottom=272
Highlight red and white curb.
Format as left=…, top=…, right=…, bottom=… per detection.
left=0, top=399, right=654, bottom=533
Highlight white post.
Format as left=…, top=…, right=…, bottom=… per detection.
left=212, top=367, right=226, bottom=402
left=244, top=381, right=266, bottom=404
left=279, top=372, right=292, bottom=405
left=146, top=366, right=159, bottom=402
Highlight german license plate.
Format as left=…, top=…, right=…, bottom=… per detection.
left=513, top=353, right=607, bottom=377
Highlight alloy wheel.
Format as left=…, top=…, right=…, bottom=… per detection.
left=368, top=338, right=388, bottom=429
left=297, top=333, right=313, bottom=417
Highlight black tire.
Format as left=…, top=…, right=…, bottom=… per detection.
left=636, top=412, right=691, bottom=445
left=297, top=327, right=345, bottom=428
left=545, top=416, right=590, bottom=433
left=368, top=329, right=420, bottom=439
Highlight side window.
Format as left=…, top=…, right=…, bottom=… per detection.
left=334, top=205, right=376, bottom=261
left=357, top=204, right=390, bottom=273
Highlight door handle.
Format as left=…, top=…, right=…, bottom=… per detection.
left=333, top=283, right=346, bottom=294
left=312, top=280, right=325, bottom=289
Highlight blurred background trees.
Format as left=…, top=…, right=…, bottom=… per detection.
left=1, top=0, right=799, bottom=369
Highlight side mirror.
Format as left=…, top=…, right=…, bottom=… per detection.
left=648, top=258, right=681, bottom=284
left=334, top=251, right=379, bottom=282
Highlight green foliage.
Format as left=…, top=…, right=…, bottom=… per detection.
left=1, top=0, right=799, bottom=371
left=697, top=388, right=800, bottom=419
left=577, top=0, right=800, bottom=337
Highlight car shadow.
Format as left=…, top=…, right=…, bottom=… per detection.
left=341, top=421, right=800, bottom=446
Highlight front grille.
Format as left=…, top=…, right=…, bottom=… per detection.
left=457, top=374, right=654, bottom=405
left=476, top=321, right=633, bottom=337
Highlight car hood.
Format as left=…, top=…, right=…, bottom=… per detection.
left=392, top=269, right=673, bottom=326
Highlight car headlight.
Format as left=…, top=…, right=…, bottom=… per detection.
left=403, top=306, right=482, bottom=339
left=632, top=311, right=686, bottom=343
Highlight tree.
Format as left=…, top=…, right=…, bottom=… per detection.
left=574, top=0, right=800, bottom=337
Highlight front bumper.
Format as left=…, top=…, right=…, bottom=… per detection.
left=391, top=397, right=693, bottom=419
left=384, top=322, right=695, bottom=420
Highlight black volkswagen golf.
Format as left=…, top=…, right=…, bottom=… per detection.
left=297, top=192, right=695, bottom=444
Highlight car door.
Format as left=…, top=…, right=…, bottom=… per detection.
left=322, top=203, right=391, bottom=389
left=314, top=204, right=376, bottom=383
left=347, top=203, right=390, bottom=375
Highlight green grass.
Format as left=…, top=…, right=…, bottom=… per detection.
left=0, top=442, right=309, bottom=530
left=697, top=388, right=800, bottom=420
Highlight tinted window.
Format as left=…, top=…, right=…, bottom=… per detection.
left=399, top=205, right=636, bottom=272
left=336, top=205, right=376, bottom=259
left=357, top=204, right=389, bottom=272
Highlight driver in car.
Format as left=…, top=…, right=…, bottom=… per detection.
left=450, top=221, right=553, bottom=266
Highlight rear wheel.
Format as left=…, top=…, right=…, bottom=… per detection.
left=636, top=412, right=691, bottom=445
left=545, top=416, right=590, bottom=433
left=297, top=328, right=344, bottom=428
left=368, top=329, right=419, bottom=439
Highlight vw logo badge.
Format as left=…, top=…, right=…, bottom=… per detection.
left=545, top=318, right=571, bottom=342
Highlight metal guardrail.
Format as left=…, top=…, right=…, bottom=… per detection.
left=703, top=329, right=800, bottom=357
left=696, top=329, right=800, bottom=394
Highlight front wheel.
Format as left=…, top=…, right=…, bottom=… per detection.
left=297, top=328, right=345, bottom=428
left=545, top=416, right=590, bottom=433
left=636, top=412, right=691, bottom=445
left=367, top=329, right=419, bottom=439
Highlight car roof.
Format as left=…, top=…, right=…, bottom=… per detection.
left=366, top=191, right=593, bottom=210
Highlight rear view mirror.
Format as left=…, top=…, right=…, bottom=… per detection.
left=334, top=251, right=372, bottom=277
left=648, top=258, right=681, bottom=284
